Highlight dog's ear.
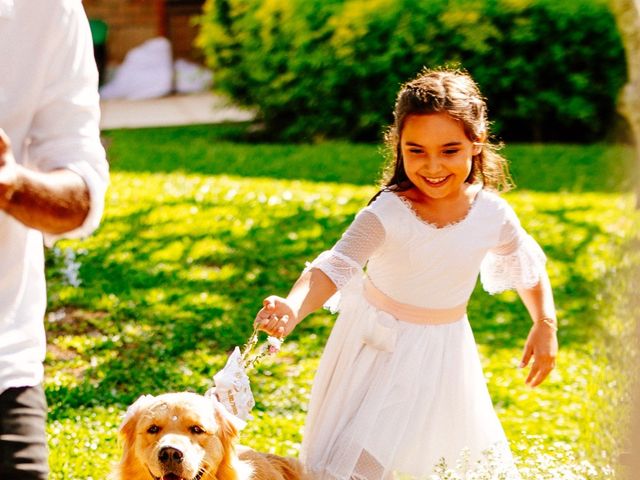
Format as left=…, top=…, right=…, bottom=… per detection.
left=213, top=402, right=242, bottom=480
left=119, top=395, right=156, bottom=453
left=114, top=395, right=157, bottom=479
left=212, top=398, right=246, bottom=433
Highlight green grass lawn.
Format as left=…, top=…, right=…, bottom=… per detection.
left=45, top=124, right=638, bottom=479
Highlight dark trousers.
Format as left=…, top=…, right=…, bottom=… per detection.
left=0, top=385, right=49, bottom=479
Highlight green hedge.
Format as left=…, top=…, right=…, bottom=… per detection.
left=197, top=0, right=626, bottom=142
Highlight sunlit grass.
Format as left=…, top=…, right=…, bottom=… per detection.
left=44, top=125, right=638, bottom=479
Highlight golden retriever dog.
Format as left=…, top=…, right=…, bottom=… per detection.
left=113, top=392, right=306, bottom=480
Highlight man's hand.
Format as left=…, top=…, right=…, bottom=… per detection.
left=0, top=128, right=91, bottom=233
left=0, top=129, right=20, bottom=211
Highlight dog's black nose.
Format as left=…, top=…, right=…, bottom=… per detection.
left=158, top=446, right=183, bottom=465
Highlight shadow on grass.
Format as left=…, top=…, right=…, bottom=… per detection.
left=45, top=188, right=626, bottom=420
left=45, top=198, right=345, bottom=419
left=48, top=120, right=639, bottom=425
left=471, top=201, right=617, bottom=348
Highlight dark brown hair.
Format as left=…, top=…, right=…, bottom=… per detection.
left=374, top=68, right=513, bottom=201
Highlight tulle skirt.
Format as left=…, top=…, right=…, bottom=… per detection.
left=300, top=281, right=521, bottom=479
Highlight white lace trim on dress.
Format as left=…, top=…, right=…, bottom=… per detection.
left=480, top=233, right=546, bottom=295
left=304, top=210, right=385, bottom=311
left=304, top=250, right=362, bottom=313
left=392, top=189, right=482, bottom=230
left=305, top=249, right=362, bottom=291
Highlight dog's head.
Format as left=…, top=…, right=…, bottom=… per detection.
left=116, top=392, right=244, bottom=480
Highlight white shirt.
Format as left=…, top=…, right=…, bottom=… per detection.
left=0, top=0, right=109, bottom=394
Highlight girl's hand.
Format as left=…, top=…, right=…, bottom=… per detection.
left=254, top=295, right=298, bottom=338
left=519, top=321, right=558, bottom=387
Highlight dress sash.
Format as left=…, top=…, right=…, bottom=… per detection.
left=363, top=278, right=466, bottom=324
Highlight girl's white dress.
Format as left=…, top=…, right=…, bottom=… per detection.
left=300, top=189, right=546, bottom=480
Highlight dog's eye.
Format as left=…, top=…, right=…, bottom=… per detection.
left=189, top=425, right=205, bottom=435
left=147, top=425, right=161, bottom=434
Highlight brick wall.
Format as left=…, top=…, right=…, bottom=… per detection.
left=165, top=3, right=206, bottom=63
left=83, top=0, right=158, bottom=65
left=83, top=0, right=204, bottom=66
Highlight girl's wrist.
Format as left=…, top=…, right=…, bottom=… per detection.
left=283, top=298, right=302, bottom=325
left=534, top=316, right=558, bottom=332
left=290, top=308, right=303, bottom=326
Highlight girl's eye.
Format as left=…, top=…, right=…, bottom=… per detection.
left=443, top=149, right=459, bottom=155
left=147, top=425, right=161, bottom=434
left=189, top=425, right=205, bottom=435
left=408, top=148, right=423, bottom=154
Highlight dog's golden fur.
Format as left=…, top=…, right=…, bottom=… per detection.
left=112, top=392, right=306, bottom=480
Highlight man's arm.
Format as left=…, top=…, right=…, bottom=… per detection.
left=0, top=129, right=90, bottom=234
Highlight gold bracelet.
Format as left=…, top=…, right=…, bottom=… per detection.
left=535, top=316, right=558, bottom=332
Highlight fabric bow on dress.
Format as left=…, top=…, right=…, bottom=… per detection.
left=362, top=311, right=398, bottom=353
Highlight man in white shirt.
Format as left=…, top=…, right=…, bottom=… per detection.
left=0, top=1, right=109, bottom=477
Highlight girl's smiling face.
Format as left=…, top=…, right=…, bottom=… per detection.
left=400, top=113, right=481, bottom=201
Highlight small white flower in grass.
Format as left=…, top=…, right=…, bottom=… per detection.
left=52, top=247, right=83, bottom=287
left=225, top=188, right=238, bottom=201
left=268, top=195, right=281, bottom=206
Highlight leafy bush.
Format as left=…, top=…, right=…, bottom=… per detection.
left=197, top=0, right=626, bottom=142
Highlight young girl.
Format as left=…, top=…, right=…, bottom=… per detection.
left=254, top=68, right=558, bottom=479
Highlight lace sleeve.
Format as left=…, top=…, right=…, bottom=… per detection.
left=480, top=205, right=546, bottom=295
left=305, top=210, right=385, bottom=290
